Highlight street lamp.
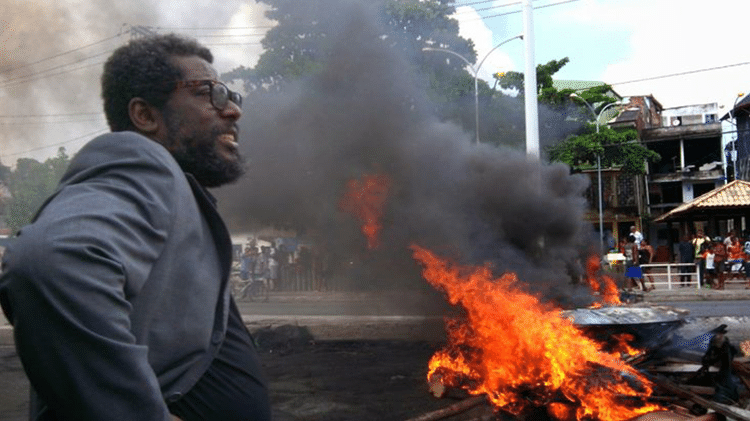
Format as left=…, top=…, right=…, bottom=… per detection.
left=569, top=93, right=624, bottom=256
left=423, top=34, right=523, bottom=144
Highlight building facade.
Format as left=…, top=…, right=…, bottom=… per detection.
left=726, top=94, right=750, bottom=181
left=594, top=99, right=724, bottom=258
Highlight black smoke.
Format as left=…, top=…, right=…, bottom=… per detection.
left=215, top=1, right=594, bottom=301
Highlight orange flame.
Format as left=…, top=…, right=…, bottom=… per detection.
left=411, top=244, right=662, bottom=420
left=585, top=255, right=621, bottom=306
left=338, top=173, right=391, bottom=250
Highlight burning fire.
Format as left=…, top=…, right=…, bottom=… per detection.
left=584, top=255, right=621, bottom=307
left=411, top=245, right=663, bottom=420
left=338, top=173, right=391, bottom=249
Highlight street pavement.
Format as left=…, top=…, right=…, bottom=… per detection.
left=4, top=284, right=750, bottom=346
left=2, top=286, right=750, bottom=420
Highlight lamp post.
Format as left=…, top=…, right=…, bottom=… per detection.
left=569, top=94, right=623, bottom=256
left=423, top=34, right=523, bottom=145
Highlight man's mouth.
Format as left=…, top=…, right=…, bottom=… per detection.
left=217, top=133, right=238, bottom=149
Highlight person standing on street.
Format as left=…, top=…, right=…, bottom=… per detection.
left=630, top=226, right=644, bottom=249
left=678, top=234, right=696, bottom=287
left=692, top=230, right=711, bottom=287
left=623, top=234, right=646, bottom=291
left=639, top=239, right=655, bottom=290
left=0, top=34, right=271, bottom=421
left=712, top=236, right=728, bottom=290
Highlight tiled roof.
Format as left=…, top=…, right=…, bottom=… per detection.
left=655, top=180, right=750, bottom=222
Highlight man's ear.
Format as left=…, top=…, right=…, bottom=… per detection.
left=128, top=97, right=163, bottom=135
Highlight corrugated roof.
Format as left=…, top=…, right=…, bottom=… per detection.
left=654, top=180, right=750, bottom=222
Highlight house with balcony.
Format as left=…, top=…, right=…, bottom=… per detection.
left=640, top=103, right=723, bottom=214
left=723, top=93, right=750, bottom=182
left=610, top=101, right=724, bottom=253
left=587, top=98, right=724, bottom=258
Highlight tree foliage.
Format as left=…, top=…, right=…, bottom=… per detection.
left=225, top=0, right=474, bottom=94
left=0, top=161, right=9, bottom=184
left=4, top=147, right=70, bottom=233
left=222, top=1, right=615, bottom=151
left=547, top=125, right=660, bottom=175
left=497, top=57, right=570, bottom=93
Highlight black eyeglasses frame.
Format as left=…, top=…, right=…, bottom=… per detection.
left=171, top=79, right=242, bottom=110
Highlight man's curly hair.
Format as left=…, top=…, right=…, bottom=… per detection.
left=101, top=34, right=213, bottom=132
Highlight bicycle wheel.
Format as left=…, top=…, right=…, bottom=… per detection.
left=232, top=276, right=251, bottom=301
left=250, top=280, right=268, bottom=302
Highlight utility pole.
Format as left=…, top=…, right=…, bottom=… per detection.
left=522, top=0, right=539, bottom=159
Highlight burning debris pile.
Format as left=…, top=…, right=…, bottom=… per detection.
left=403, top=246, right=750, bottom=421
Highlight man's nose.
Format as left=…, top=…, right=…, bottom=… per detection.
left=221, top=100, right=242, bottom=120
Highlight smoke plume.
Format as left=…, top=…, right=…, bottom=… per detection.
left=0, top=1, right=268, bottom=163
left=215, top=1, right=594, bottom=302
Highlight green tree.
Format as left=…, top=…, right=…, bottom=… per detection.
left=5, top=147, right=70, bottom=233
left=547, top=125, right=660, bottom=174
left=225, top=0, right=474, bottom=94
left=0, top=160, right=10, bottom=184
left=497, top=57, right=570, bottom=93
left=224, top=0, right=486, bottom=139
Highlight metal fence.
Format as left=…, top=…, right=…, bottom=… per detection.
left=638, top=263, right=700, bottom=290
left=639, top=262, right=749, bottom=290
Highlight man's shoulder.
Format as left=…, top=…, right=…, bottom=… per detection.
left=64, top=132, right=182, bottom=181
left=77, top=131, right=174, bottom=164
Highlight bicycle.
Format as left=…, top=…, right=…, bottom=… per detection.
left=232, top=273, right=269, bottom=302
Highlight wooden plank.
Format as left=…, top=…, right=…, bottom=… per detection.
left=404, top=395, right=487, bottom=421
left=646, top=374, right=750, bottom=421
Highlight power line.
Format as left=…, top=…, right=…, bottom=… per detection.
left=455, top=0, right=504, bottom=7
left=453, top=1, right=521, bottom=16
left=0, top=60, right=106, bottom=89
left=202, top=43, right=264, bottom=47
left=0, top=32, right=124, bottom=76
left=610, top=61, right=750, bottom=86
left=191, top=33, right=267, bottom=38
left=155, top=26, right=275, bottom=31
left=478, top=0, right=580, bottom=19
left=0, top=118, right=105, bottom=126
left=0, top=112, right=101, bottom=118
left=0, top=50, right=113, bottom=87
left=474, top=1, right=522, bottom=13
left=0, top=128, right=108, bottom=160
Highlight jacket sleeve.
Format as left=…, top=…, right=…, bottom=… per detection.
left=0, top=135, right=176, bottom=420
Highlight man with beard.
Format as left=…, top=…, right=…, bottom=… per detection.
left=0, top=34, right=270, bottom=421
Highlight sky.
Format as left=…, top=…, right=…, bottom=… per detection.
left=2, top=0, right=750, bottom=165
left=455, top=0, right=750, bottom=110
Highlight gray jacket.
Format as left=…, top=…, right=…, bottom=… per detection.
left=0, top=132, right=234, bottom=420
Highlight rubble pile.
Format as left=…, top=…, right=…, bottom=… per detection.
left=409, top=304, right=750, bottom=421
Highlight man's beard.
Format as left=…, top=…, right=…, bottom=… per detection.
left=165, top=121, right=245, bottom=188
left=171, top=139, right=245, bottom=188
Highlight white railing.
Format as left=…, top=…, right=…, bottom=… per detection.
left=638, top=263, right=700, bottom=290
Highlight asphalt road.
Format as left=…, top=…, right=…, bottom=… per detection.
left=658, top=300, right=750, bottom=317
left=3, top=292, right=750, bottom=421
left=235, top=294, right=750, bottom=318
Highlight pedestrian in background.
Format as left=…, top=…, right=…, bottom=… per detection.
left=678, top=234, right=696, bottom=287
left=623, top=234, right=646, bottom=291
left=692, top=230, right=711, bottom=286
left=712, top=236, right=728, bottom=290
left=639, top=239, right=655, bottom=291
left=703, top=242, right=718, bottom=288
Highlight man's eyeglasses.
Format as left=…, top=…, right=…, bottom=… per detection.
left=173, top=79, right=242, bottom=110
